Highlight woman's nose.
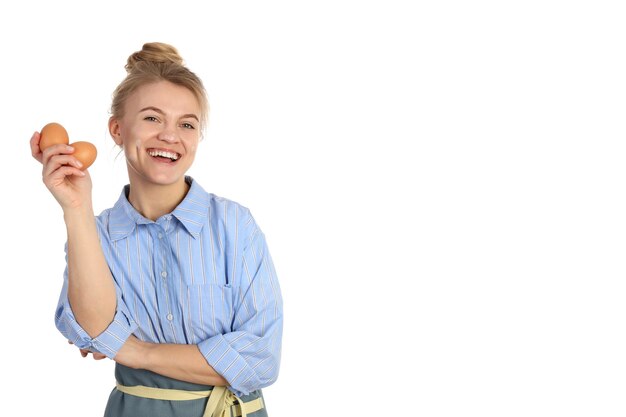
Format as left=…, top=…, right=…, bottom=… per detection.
left=157, top=126, right=178, bottom=143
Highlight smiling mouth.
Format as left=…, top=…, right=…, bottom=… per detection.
left=147, top=149, right=181, bottom=162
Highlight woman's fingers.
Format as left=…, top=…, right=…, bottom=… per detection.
left=44, top=166, right=86, bottom=190
left=41, top=143, right=74, bottom=166
left=77, top=347, right=107, bottom=360
left=41, top=145, right=86, bottom=188
left=43, top=153, right=83, bottom=177
left=29, top=131, right=43, bottom=163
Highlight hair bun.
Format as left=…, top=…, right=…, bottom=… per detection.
left=125, top=42, right=184, bottom=73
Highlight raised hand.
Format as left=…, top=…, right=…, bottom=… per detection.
left=30, top=131, right=93, bottom=211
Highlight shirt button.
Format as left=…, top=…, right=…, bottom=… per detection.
left=161, top=271, right=167, bottom=278
left=166, top=314, right=173, bottom=321
left=158, top=233, right=163, bottom=239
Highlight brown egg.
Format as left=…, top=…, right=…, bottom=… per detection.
left=40, top=122, right=69, bottom=151
left=71, top=141, right=97, bottom=170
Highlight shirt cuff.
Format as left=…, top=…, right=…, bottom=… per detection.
left=198, top=334, right=258, bottom=396
left=56, top=299, right=137, bottom=359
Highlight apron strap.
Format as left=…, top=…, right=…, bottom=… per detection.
left=115, top=383, right=264, bottom=417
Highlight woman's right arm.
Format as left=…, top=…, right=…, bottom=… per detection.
left=64, top=203, right=117, bottom=337
left=31, top=131, right=116, bottom=338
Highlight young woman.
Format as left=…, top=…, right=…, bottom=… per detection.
left=30, top=42, right=282, bottom=417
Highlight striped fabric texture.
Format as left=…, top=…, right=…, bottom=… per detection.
left=55, top=176, right=283, bottom=396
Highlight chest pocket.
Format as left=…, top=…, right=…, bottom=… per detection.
left=185, top=283, right=234, bottom=341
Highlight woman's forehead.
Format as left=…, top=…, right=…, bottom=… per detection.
left=127, top=81, right=201, bottom=115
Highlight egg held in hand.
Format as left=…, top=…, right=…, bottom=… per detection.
left=39, top=122, right=69, bottom=150
left=71, top=141, right=97, bottom=170
left=39, top=122, right=97, bottom=170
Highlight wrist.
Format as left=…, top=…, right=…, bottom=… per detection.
left=63, top=199, right=94, bottom=214
left=63, top=204, right=95, bottom=225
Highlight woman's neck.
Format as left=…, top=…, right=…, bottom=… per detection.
left=127, top=178, right=190, bottom=221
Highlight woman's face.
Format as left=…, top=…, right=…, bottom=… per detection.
left=110, top=80, right=202, bottom=189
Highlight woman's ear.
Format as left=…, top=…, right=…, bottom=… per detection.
left=109, top=117, right=123, bottom=146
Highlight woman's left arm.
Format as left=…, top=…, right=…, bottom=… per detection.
left=114, top=336, right=228, bottom=386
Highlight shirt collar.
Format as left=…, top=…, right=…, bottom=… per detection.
left=108, top=176, right=210, bottom=241
left=171, top=177, right=210, bottom=238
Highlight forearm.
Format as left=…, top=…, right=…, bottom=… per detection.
left=118, top=336, right=227, bottom=386
left=65, top=205, right=116, bottom=337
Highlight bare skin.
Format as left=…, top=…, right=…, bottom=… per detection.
left=68, top=336, right=226, bottom=386
left=30, top=135, right=117, bottom=338
left=32, top=81, right=228, bottom=387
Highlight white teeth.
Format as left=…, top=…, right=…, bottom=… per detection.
left=148, top=150, right=179, bottom=160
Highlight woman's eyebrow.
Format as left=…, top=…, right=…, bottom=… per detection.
left=140, top=106, right=199, bottom=121
left=139, top=106, right=165, bottom=114
left=181, top=113, right=200, bottom=121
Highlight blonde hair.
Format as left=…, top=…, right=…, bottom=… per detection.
left=110, top=42, right=209, bottom=130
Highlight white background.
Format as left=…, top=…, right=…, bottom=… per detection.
left=2, top=1, right=626, bottom=416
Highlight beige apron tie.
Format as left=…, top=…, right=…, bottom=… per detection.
left=115, top=383, right=264, bottom=417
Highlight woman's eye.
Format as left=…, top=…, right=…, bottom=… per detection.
left=144, top=116, right=159, bottom=122
left=181, top=122, right=195, bottom=129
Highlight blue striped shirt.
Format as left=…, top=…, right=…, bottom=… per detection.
left=55, top=177, right=283, bottom=396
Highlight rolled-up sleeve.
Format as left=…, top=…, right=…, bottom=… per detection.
left=198, top=225, right=283, bottom=396
left=54, top=245, right=138, bottom=358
